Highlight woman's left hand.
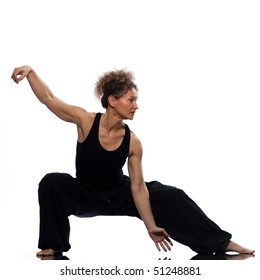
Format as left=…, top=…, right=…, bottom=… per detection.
left=148, top=227, right=173, bottom=252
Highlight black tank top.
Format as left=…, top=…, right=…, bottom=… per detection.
left=76, top=113, right=130, bottom=191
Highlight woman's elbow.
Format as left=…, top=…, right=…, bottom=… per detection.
left=131, top=183, right=148, bottom=195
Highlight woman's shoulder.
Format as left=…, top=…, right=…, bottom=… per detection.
left=129, top=130, right=143, bottom=155
left=77, top=112, right=99, bottom=143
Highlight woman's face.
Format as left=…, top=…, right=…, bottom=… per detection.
left=112, top=89, right=139, bottom=120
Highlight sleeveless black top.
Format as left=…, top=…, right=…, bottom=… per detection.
left=75, top=113, right=130, bottom=191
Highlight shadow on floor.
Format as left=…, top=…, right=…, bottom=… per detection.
left=191, top=253, right=255, bottom=260
left=37, top=252, right=255, bottom=261
left=37, top=252, right=70, bottom=260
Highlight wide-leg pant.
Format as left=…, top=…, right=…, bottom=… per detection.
left=38, top=172, right=231, bottom=254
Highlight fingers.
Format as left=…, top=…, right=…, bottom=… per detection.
left=155, top=242, right=161, bottom=252
left=11, top=73, right=24, bottom=84
left=165, top=236, right=174, bottom=247
left=155, top=237, right=173, bottom=252
left=162, top=239, right=173, bottom=252
left=11, top=69, right=23, bottom=84
left=155, top=241, right=170, bottom=252
left=16, top=72, right=27, bottom=83
left=11, top=71, right=18, bottom=83
left=149, top=227, right=173, bottom=252
left=161, top=229, right=173, bottom=251
left=11, top=66, right=31, bottom=83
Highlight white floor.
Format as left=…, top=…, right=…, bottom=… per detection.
left=0, top=214, right=258, bottom=280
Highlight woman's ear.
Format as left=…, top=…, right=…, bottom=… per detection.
left=108, top=95, right=116, bottom=108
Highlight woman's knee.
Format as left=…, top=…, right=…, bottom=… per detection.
left=38, top=172, right=63, bottom=194
left=148, top=181, right=186, bottom=203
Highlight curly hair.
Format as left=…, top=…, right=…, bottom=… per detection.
left=94, top=69, right=138, bottom=108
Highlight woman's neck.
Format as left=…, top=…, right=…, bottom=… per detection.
left=100, top=110, right=124, bottom=134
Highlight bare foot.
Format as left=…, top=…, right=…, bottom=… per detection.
left=36, top=249, right=56, bottom=257
left=225, top=240, right=255, bottom=254
left=225, top=253, right=255, bottom=260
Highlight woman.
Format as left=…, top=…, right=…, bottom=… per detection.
left=11, top=65, right=254, bottom=257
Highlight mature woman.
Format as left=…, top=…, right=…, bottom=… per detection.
left=11, top=65, right=254, bottom=257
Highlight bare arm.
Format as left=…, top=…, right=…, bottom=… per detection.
left=11, top=65, right=92, bottom=138
left=128, top=133, right=173, bottom=252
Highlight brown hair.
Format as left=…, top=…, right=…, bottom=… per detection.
left=94, top=69, right=138, bottom=108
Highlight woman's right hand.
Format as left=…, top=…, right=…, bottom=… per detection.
left=11, top=65, right=32, bottom=84
left=148, top=226, right=173, bottom=252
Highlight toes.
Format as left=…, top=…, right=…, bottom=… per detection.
left=36, top=249, right=55, bottom=256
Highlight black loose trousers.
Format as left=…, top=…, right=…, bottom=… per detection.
left=38, top=172, right=231, bottom=254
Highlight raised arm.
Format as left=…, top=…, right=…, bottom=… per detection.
left=11, top=65, right=92, bottom=139
left=128, top=133, right=173, bottom=252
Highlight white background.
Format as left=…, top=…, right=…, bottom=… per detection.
left=0, top=0, right=259, bottom=278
